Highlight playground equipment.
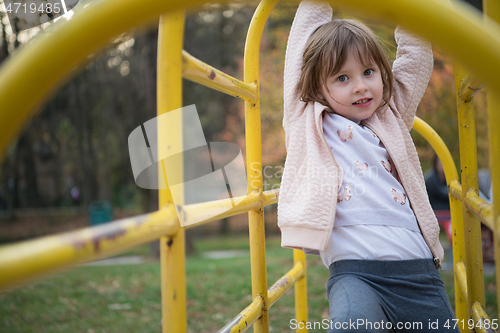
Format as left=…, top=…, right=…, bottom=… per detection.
left=0, top=0, right=500, bottom=332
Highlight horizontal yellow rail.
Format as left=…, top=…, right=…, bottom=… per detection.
left=0, top=189, right=279, bottom=291
left=219, top=261, right=304, bottom=333
left=219, top=296, right=264, bottom=333
left=449, top=180, right=463, bottom=203
left=183, top=189, right=279, bottom=229
left=182, top=51, right=258, bottom=103
left=471, top=302, right=496, bottom=333
left=464, top=191, right=494, bottom=230
left=0, top=207, right=178, bottom=291
left=449, top=180, right=494, bottom=231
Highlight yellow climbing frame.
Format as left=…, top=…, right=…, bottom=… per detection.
left=0, top=0, right=500, bottom=332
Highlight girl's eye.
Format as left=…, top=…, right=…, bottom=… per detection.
left=337, top=75, right=347, bottom=82
left=364, top=69, right=373, bottom=76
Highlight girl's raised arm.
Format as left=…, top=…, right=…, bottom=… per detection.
left=390, top=28, right=434, bottom=131
left=283, top=1, right=331, bottom=127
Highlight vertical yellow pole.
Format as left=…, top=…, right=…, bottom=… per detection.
left=488, top=89, right=500, bottom=325
left=454, top=65, right=485, bottom=329
left=483, top=0, right=500, bottom=321
left=429, top=0, right=467, bottom=324
left=293, top=250, right=308, bottom=332
left=451, top=192, right=468, bottom=327
left=158, top=10, right=187, bottom=333
left=413, top=117, right=467, bottom=324
left=244, top=1, right=279, bottom=332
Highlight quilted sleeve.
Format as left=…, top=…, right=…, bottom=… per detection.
left=390, top=28, right=434, bottom=131
left=283, top=1, right=332, bottom=129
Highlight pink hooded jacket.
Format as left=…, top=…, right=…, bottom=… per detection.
left=277, top=1, right=444, bottom=263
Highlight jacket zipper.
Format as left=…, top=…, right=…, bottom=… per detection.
left=361, top=121, right=442, bottom=270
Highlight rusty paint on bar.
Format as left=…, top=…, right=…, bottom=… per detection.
left=0, top=188, right=280, bottom=292
left=182, top=51, right=257, bottom=103
left=459, top=76, right=484, bottom=103
left=0, top=207, right=178, bottom=291
left=268, top=262, right=304, bottom=308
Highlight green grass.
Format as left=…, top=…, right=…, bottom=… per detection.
left=0, top=235, right=497, bottom=332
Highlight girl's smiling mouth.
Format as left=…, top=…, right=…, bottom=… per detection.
left=353, top=98, right=372, bottom=106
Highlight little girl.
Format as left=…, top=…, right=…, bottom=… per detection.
left=278, top=2, right=458, bottom=332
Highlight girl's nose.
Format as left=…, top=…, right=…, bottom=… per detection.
left=353, top=78, right=369, bottom=93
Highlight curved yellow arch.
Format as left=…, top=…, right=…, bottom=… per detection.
left=0, top=0, right=499, bottom=159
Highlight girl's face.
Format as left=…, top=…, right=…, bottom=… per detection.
left=320, top=51, right=383, bottom=122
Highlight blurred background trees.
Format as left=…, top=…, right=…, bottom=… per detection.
left=0, top=0, right=490, bottom=241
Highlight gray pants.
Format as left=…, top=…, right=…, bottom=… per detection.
left=326, top=259, right=460, bottom=333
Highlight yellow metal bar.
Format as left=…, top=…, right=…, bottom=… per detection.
left=293, top=250, right=308, bottom=333
left=454, top=64, right=486, bottom=323
left=484, top=0, right=500, bottom=322
left=456, top=261, right=469, bottom=308
left=412, top=117, right=459, bottom=183
left=244, top=1, right=279, bottom=332
left=0, top=207, right=178, bottom=291
left=220, top=261, right=304, bottom=333
left=268, top=261, right=304, bottom=308
left=471, top=302, right=495, bottom=333
left=218, top=297, right=264, bottom=333
left=447, top=177, right=468, bottom=325
left=412, top=117, right=467, bottom=321
left=0, top=188, right=279, bottom=292
left=464, top=191, right=494, bottom=230
left=183, top=189, right=279, bottom=229
left=450, top=179, right=463, bottom=200
left=445, top=179, right=494, bottom=230
left=490, top=87, right=500, bottom=327
left=158, top=10, right=187, bottom=333
left=181, top=51, right=258, bottom=103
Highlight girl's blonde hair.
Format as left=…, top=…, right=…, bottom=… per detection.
left=299, top=19, right=393, bottom=109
